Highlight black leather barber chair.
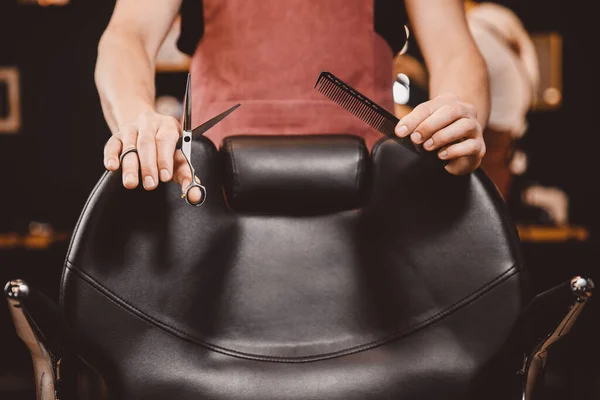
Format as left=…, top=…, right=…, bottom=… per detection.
left=5, top=135, right=594, bottom=400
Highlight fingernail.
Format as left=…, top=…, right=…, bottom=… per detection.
left=124, top=174, right=134, bottom=186
left=106, top=158, right=117, bottom=169
left=395, top=125, right=408, bottom=137
left=411, top=132, right=422, bottom=143
left=439, top=150, right=448, bottom=159
left=160, top=169, right=170, bottom=181
left=144, top=176, right=155, bottom=188
left=424, top=139, right=434, bottom=149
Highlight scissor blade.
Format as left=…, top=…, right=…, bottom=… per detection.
left=192, top=104, right=241, bottom=138
left=182, top=73, right=192, bottom=132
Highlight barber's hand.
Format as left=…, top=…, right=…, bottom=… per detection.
left=394, top=94, right=486, bottom=175
left=102, top=110, right=203, bottom=204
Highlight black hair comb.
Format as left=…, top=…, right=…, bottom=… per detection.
left=314, top=71, right=438, bottom=161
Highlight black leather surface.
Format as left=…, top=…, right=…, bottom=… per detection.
left=221, top=135, right=368, bottom=214
left=61, top=135, right=527, bottom=399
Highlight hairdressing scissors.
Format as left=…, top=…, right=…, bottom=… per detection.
left=177, top=74, right=240, bottom=206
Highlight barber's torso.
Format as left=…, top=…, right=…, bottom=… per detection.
left=179, top=0, right=407, bottom=149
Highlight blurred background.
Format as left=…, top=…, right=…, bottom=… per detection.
left=0, top=0, right=598, bottom=398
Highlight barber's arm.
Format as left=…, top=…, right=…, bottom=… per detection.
left=95, top=0, right=202, bottom=203
left=395, top=0, right=490, bottom=175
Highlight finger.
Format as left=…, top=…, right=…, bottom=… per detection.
left=172, top=150, right=192, bottom=185
left=119, top=125, right=140, bottom=189
left=173, top=151, right=203, bottom=204
left=444, top=157, right=479, bottom=176
left=394, top=94, right=458, bottom=138
left=412, top=103, right=475, bottom=145
left=136, top=113, right=159, bottom=191
left=156, top=118, right=181, bottom=182
left=179, top=176, right=203, bottom=205
left=439, top=138, right=485, bottom=175
left=439, top=138, right=485, bottom=161
left=422, top=118, right=479, bottom=152
left=103, top=135, right=122, bottom=170
left=186, top=185, right=203, bottom=205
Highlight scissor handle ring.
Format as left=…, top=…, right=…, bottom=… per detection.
left=183, top=183, right=206, bottom=207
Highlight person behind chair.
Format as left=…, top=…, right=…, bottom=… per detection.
left=465, top=1, right=539, bottom=199
left=96, top=0, right=490, bottom=204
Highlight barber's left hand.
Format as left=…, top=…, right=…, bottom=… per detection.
left=394, top=94, right=486, bottom=175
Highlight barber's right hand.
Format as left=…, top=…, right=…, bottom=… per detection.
left=102, top=110, right=203, bottom=204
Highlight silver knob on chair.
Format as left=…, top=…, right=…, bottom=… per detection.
left=571, top=276, right=594, bottom=302
left=4, top=279, right=30, bottom=299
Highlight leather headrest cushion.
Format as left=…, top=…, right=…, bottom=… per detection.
left=221, top=135, right=368, bottom=214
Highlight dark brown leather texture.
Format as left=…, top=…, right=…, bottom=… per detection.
left=221, top=135, right=369, bottom=214
left=61, top=135, right=526, bottom=399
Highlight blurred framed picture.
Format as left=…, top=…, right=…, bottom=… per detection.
left=0, top=67, right=21, bottom=134
left=531, top=32, right=563, bottom=111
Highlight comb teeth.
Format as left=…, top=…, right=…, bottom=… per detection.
left=314, top=71, right=400, bottom=138
left=315, top=71, right=446, bottom=164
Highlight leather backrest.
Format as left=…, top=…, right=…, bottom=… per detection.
left=221, top=135, right=368, bottom=214
left=61, top=135, right=527, bottom=400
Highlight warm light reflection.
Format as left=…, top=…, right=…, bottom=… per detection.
left=17, top=0, right=69, bottom=6
left=543, top=87, right=562, bottom=106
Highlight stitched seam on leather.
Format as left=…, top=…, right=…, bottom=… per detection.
left=65, top=260, right=519, bottom=363
left=65, top=262, right=262, bottom=360
left=331, top=265, right=520, bottom=361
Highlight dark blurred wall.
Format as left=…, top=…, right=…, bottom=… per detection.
left=1, top=3, right=118, bottom=395
left=1, top=1, right=115, bottom=232
left=0, top=1, right=191, bottom=233
left=502, top=3, right=600, bottom=398
left=503, top=0, right=598, bottom=233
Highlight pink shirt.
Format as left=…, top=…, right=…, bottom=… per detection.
left=189, top=0, right=395, bottom=149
